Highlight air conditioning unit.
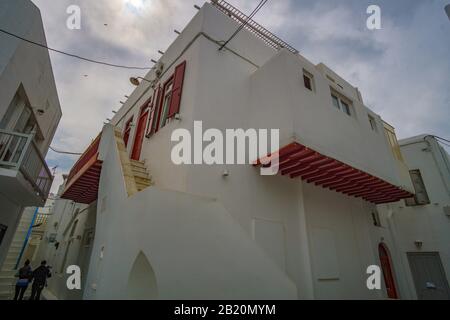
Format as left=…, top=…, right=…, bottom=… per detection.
left=155, top=62, right=164, bottom=78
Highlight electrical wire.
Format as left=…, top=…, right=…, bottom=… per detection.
left=49, top=146, right=82, bottom=156
left=219, top=0, right=267, bottom=50
left=0, top=28, right=152, bottom=70
left=433, top=135, right=450, bottom=145
left=219, top=0, right=269, bottom=50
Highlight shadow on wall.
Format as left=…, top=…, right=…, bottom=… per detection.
left=127, top=251, right=158, bottom=300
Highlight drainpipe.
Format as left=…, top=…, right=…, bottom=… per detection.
left=14, top=207, right=39, bottom=269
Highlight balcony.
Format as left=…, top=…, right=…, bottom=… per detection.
left=0, top=129, right=53, bottom=206
left=255, top=141, right=414, bottom=204
left=61, top=134, right=102, bottom=204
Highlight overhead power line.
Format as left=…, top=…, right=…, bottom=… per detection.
left=433, top=135, right=450, bottom=144
left=0, top=28, right=152, bottom=70
left=49, top=146, right=82, bottom=156
left=219, top=0, right=269, bottom=51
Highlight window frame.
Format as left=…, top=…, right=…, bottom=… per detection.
left=159, top=78, right=174, bottom=129
left=330, top=90, right=353, bottom=117
left=155, top=76, right=174, bottom=131
left=371, top=210, right=382, bottom=227
left=341, top=100, right=351, bottom=116
left=368, top=115, right=378, bottom=132
left=302, top=69, right=315, bottom=92
left=331, top=94, right=340, bottom=110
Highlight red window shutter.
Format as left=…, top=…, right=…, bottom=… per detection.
left=168, top=61, right=186, bottom=118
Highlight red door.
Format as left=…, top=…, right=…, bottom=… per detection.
left=131, top=109, right=149, bottom=161
left=379, top=243, right=399, bottom=299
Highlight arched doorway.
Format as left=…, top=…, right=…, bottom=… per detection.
left=378, top=243, right=398, bottom=299
left=127, top=251, right=158, bottom=300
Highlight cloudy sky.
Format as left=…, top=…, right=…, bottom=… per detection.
left=29, top=0, right=450, bottom=193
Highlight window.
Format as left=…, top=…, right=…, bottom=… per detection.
left=159, top=80, right=173, bottom=129
left=368, top=115, right=377, bottom=131
left=331, top=92, right=352, bottom=116
left=331, top=95, right=340, bottom=110
left=341, top=101, right=351, bottom=116
left=303, top=70, right=314, bottom=91
left=150, top=60, right=186, bottom=134
left=371, top=210, right=382, bottom=227
left=83, top=229, right=94, bottom=247
left=405, top=170, right=430, bottom=206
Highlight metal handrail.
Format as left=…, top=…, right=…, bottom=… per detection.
left=211, top=0, right=299, bottom=54
left=0, top=129, right=53, bottom=201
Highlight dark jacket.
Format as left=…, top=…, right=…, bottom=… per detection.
left=32, top=266, right=51, bottom=286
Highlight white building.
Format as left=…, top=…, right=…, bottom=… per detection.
left=375, top=135, right=450, bottom=300
left=0, top=0, right=61, bottom=272
left=29, top=178, right=96, bottom=300
left=52, top=1, right=418, bottom=299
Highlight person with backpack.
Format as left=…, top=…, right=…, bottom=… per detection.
left=14, top=259, right=32, bottom=300
left=29, top=260, right=52, bottom=300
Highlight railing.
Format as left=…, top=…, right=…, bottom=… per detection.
left=211, top=0, right=299, bottom=54
left=0, top=129, right=53, bottom=201
left=65, top=133, right=101, bottom=187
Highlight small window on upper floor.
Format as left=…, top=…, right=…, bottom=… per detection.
left=368, top=115, right=377, bottom=131
left=371, top=210, right=382, bottom=227
left=159, top=80, right=174, bottom=129
left=303, top=70, right=314, bottom=92
left=405, top=169, right=430, bottom=206
left=331, top=94, right=340, bottom=110
left=330, top=92, right=352, bottom=116
left=341, top=100, right=351, bottom=116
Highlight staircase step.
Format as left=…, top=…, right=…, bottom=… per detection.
left=5, top=255, right=21, bottom=262
left=131, top=166, right=147, bottom=174
left=0, top=270, right=16, bottom=278
left=1, top=262, right=16, bottom=270
left=130, top=159, right=145, bottom=166
left=0, top=277, right=15, bottom=286
left=133, top=171, right=150, bottom=179
left=131, top=167, right=148, bottom=176
left=0, top=291, right=13, bottom=300
left=134, top=176, right=151, bottom=185
left=136, top=183, right=150, bottom=191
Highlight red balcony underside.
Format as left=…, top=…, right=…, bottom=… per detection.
left=61, top=135, right=102, bottom=204
left=255, top=142, right=413, bottom=204
left=61, top=154, right=102, bottom=204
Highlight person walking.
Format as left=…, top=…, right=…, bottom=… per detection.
left=29, top=260, right=51, bottom=300
left=13, top=259, right=32, bottom=300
